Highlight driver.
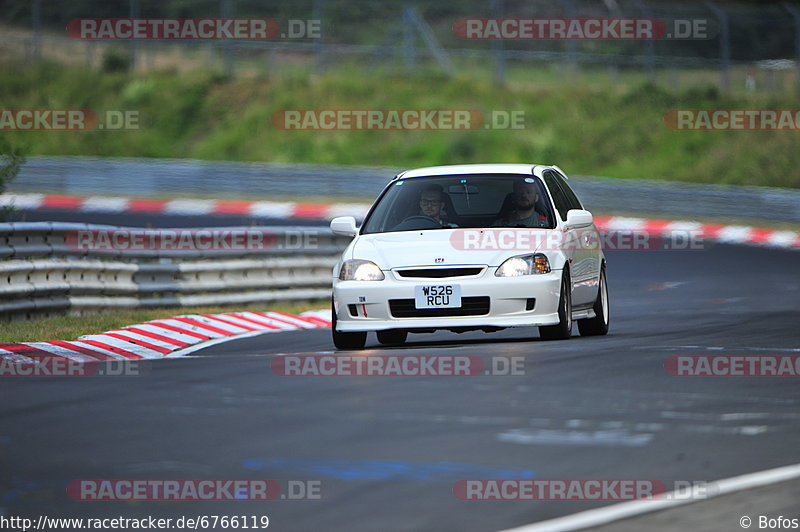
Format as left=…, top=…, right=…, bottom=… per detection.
left=418, top=184, right=447, bottom=223
left=493, top=179, right=548, bottom=228
left=391, top=184, right=458, bottom=230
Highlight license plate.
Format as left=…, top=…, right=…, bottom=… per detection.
left=414, top=285, right=461, bottom=309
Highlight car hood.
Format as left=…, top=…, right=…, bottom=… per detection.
left=352, top=229, right=549, bottom=268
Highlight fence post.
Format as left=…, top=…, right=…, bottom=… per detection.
left=783, top=3, right=800, bottom=94
left=636, top=1, right=656, bottom=84
left=604, top=0, right=621, bottom=84
left=86, top=42, right=96, bottom=68
left=220, top=0, right=234, bottom=78
left=32, top=0, right=41, bottom=61
left=705, top=2, right=730, bottom=93
left=129, top=0, right=140, bottom=72
left=403, top=3, right=416, bottom=75
left=405, top=7, right=454, bottom=76
left=313, top=0, right=325, bottom=74
left=491, top=0, right=506, bottom=85
left=557, top=0, right=578, bottom=75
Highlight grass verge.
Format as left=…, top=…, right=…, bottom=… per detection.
left=2, top=61, right=799, bottom=189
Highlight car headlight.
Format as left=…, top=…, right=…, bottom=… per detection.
left=339, top=259, right=385, bottom=281
left=495, top=254, right=551, bottom=277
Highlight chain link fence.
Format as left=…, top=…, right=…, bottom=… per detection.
left=2, top=0, right=799, bottom=93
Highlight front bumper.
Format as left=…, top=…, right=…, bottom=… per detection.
left=333, top=267, right=563, bottom=332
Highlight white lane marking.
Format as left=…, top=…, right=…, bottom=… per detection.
left=213, top=313, right=273, bottom=330
left=300, top=309, right=333, bottom=323
left=238, top=312, right=298, bottom=330
left=662, top=411, right=800, bottom=422
left=186, top=316, right=249, bottom=334
left=166, top=330, right=271, bottom=358
left=766, top=230, right=799, bottom=247
left=678, top=424, right=769, bottom=436
left=649, top=345, right=800, bottom=353
left=328, top=203, right=371, bottom=220
left=496, top=462, right=800, bottom=532
left=76, top=335, right=162, bottom=358
left=0, top=351, right=37, bottom=364
left=80, top=196, right=130, bottom=213
left=647, top=281, right=687, bottom=291
left=0, top=193, right=44, bottom=209
left=716, top=225, right=753, bottom=244
left=720, top=412, right=800, bottom=421
left=155, top=319, right=226, bottom=338
left=663, top=221, right=702, bottom=234
left=496, top=428, right=654, bottom=447
left=24, top=342, right=99, bottom=362
left=107, top=330, right=181, bottom=350
left=68, top=341, right=129, bottom=360
left=248, top=201, right=295, bottom=218
left=604, top=217, right=646, bottom=232
left=134, top=323, right=204, bottom=344
left=264, top=312, right=317, bottom=328
left=163, top=199, right=215, bottom=215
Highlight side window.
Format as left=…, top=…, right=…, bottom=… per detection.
left=552, top=171, right=583, bottom=211
left=543, top=172, right=571, bottom=222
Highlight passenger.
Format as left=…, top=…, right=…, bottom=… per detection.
left=493, top=180, right=548, bottom=228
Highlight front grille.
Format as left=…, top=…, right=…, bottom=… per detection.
left=389, top=297, right=490, bottom=318
left=396, top=268, right=483, bottom=279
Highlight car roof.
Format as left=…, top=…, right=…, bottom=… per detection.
left=396, top=163, right=549, bottom=179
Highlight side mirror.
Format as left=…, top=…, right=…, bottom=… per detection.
left=330, top=216, right=358, bottom=237
left=565, top=209, right=593, bottom=229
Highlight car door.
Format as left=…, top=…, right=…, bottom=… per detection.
left=545, top=170, right=599, bottom=307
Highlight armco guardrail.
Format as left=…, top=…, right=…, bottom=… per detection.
left=9, top=157, right=800, bottom=224
left=0, top=222, right=352, bottom=320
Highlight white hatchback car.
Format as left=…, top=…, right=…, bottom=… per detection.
left=329, top=164, right=609, bottom=349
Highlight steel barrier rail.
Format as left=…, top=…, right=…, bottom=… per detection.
left=0, top=223, right=350, bottom=320
left=8, top=157, right=800, bottom=223
left=0, top=222, right=353, bottom=260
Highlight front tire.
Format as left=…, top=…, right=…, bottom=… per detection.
left=331, top=301, right=366, bottom=350
left=578, top=266, right=609, bottom=337
left=377, top=329, right=407, bottom=346
left=539, top=271, right=572, bottom=341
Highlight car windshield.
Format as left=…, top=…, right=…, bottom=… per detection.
left=361, top=174, right=556, bottom=234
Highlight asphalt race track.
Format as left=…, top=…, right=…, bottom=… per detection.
left=2, top=244, right=799, bottom=531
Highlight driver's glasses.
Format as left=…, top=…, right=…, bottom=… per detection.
left=419, top=199, right=442, bottom=206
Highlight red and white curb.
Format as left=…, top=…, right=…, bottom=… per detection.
left=0, top=309, right=331, bottom=363
left=593, top=216, right=800, bottom=250
left=1, top=193, right=797, bottom=250
left=0, top=193, right=370, bottom=220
